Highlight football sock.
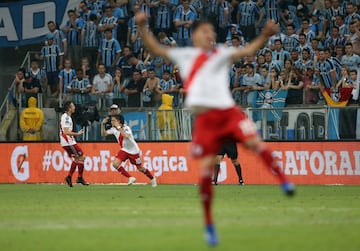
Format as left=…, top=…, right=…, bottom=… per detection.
left=117, top=167, right=131, bottom=178
left=143, top=169, right=154, bottom=180
left=78, top=162, right=84, bottom=178
left=258, top=145, right=286, bottom=183
left=68, top=161, right=77, bottom=177
left=234, top=164, right=243, bottom=181
left=213, top=164, right=220, bottom=183
left=199, top=175, right=213, bottom=225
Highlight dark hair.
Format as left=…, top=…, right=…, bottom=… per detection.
left=47, top=20, right=55, bottom=25
left=113, top=114, right=125, bottom=125
left=104, top=28, right=112, bottom=33
left=345, top=42, right=353, bottom=47
left=231, top=36, right=240, bottom=41
left=303, top=48, right=310, bottom=53
left=264, top=50, right=272, bottom=55
left=335, top=45, right=344, bottom=50
left=30, top=59, right=39, bottom=64
left=301, top=18, right=309, bottom=23
left=18, top=67, right=26, bottom=74
left=350, top=69, right=357, bottom=74
left=287, top=24, right=295, bottom=29
left=335, top=14, right=343, bottom=19
left=274, top=39, right=282, bottom=44
left=311, top=38, right=319, bottom=43
left=299, top=33, right=306, bottom=38
left=64, top=101, right=73, bottom=112
left=163, top=70, right=171, bottom=74
left=191, top=19, right=213, bottom=32
left=67, top=9, right=75, bottom=15
left=89, top=14, right=97, bottom=21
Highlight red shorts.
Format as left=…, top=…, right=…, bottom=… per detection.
left=116, top=150, right=142, bottom=168
left=191, top=106, right=258, bottom=158
left=63, top=144, right=84, bottom=158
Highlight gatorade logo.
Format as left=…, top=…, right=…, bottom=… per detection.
left=11, top=146, right=30, bottom=181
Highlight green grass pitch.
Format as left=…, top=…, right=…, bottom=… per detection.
left=0, top=184, right=359, bottom=251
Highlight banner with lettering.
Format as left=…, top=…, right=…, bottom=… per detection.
left=0, top=0, right=81, bottom=47
left=0, top=142, right=359, bottom=185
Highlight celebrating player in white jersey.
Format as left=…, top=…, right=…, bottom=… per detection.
left=60, top=101, right=89, bottom=187
left=101, top=115, right=157, bottom=187
left=135, top=12, right=295, bottom=246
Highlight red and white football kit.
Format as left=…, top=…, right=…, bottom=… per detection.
left=166, top=45, right=258, bottom=157
left=106, top=125, right=142, bottom=168
left=60, top=113, right=83, bottom=158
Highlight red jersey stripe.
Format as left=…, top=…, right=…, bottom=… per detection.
left=183, top=49, right=218, bottom=91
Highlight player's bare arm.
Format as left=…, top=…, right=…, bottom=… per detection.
left=135, top=12, right=170, bottom=60
left=63, top=127, right=84, bottom=136
left=231, top=20, right=278, bottom=63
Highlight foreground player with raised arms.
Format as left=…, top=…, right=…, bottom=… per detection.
left=135, top=12, right=295, bottom=246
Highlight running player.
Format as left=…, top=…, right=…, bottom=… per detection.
left=135, top=12, right=295, bottom=246
left=61, top=101, right=89, bottom=187
left=101, top=115, right=157, bottom=187
left=213, top=141, right=244, bottom=185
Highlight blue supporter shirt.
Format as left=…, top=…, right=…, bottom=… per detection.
left=99, top=16, right=118, bottom=39
left=174, top=9, right=196, bottom=40
left=82, top=20, right=99, bottom=48
left=50, top=30, right=66, bottom=54
left=237, top=1, right=260, bottom=26
left=157, top=3, right=172, bottom=29
left=98, top=38, right=122, bottom=67
left=64, top=18, right=84, bottom=46
left=341, top=54, right=360, bottom=71
left=40, top=45, right=62, bottom=72
left=58, top=68, right=76, bottom=93
left=272, top=49, right=290, bottom=68
left=68, top=77, right=91, bottom=104
left=316, top=59, right=336, bottom=88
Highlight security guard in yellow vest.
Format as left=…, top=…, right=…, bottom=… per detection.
left=20, top=97, right=44, bottom=141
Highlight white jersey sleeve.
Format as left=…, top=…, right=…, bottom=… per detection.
left=106, top=127, right=118, bottom=135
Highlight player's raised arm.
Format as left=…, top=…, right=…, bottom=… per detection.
left=135, top=12, right=170, bottom=60
left=231, top=20, right=278, bottom=62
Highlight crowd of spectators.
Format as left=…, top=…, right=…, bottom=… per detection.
left=14, top=0, right=360, bottom=112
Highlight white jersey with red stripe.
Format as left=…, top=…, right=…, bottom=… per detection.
left=167, top=45, right=236, bottom=109
left=60, top=113, right=76, bottom=146
left=106, top=125, right=140, bottom=155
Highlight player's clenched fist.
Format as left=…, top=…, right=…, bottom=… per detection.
left=261, top=20, right=278, bottom=37
left=135, top=12, right=147, bottom=27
